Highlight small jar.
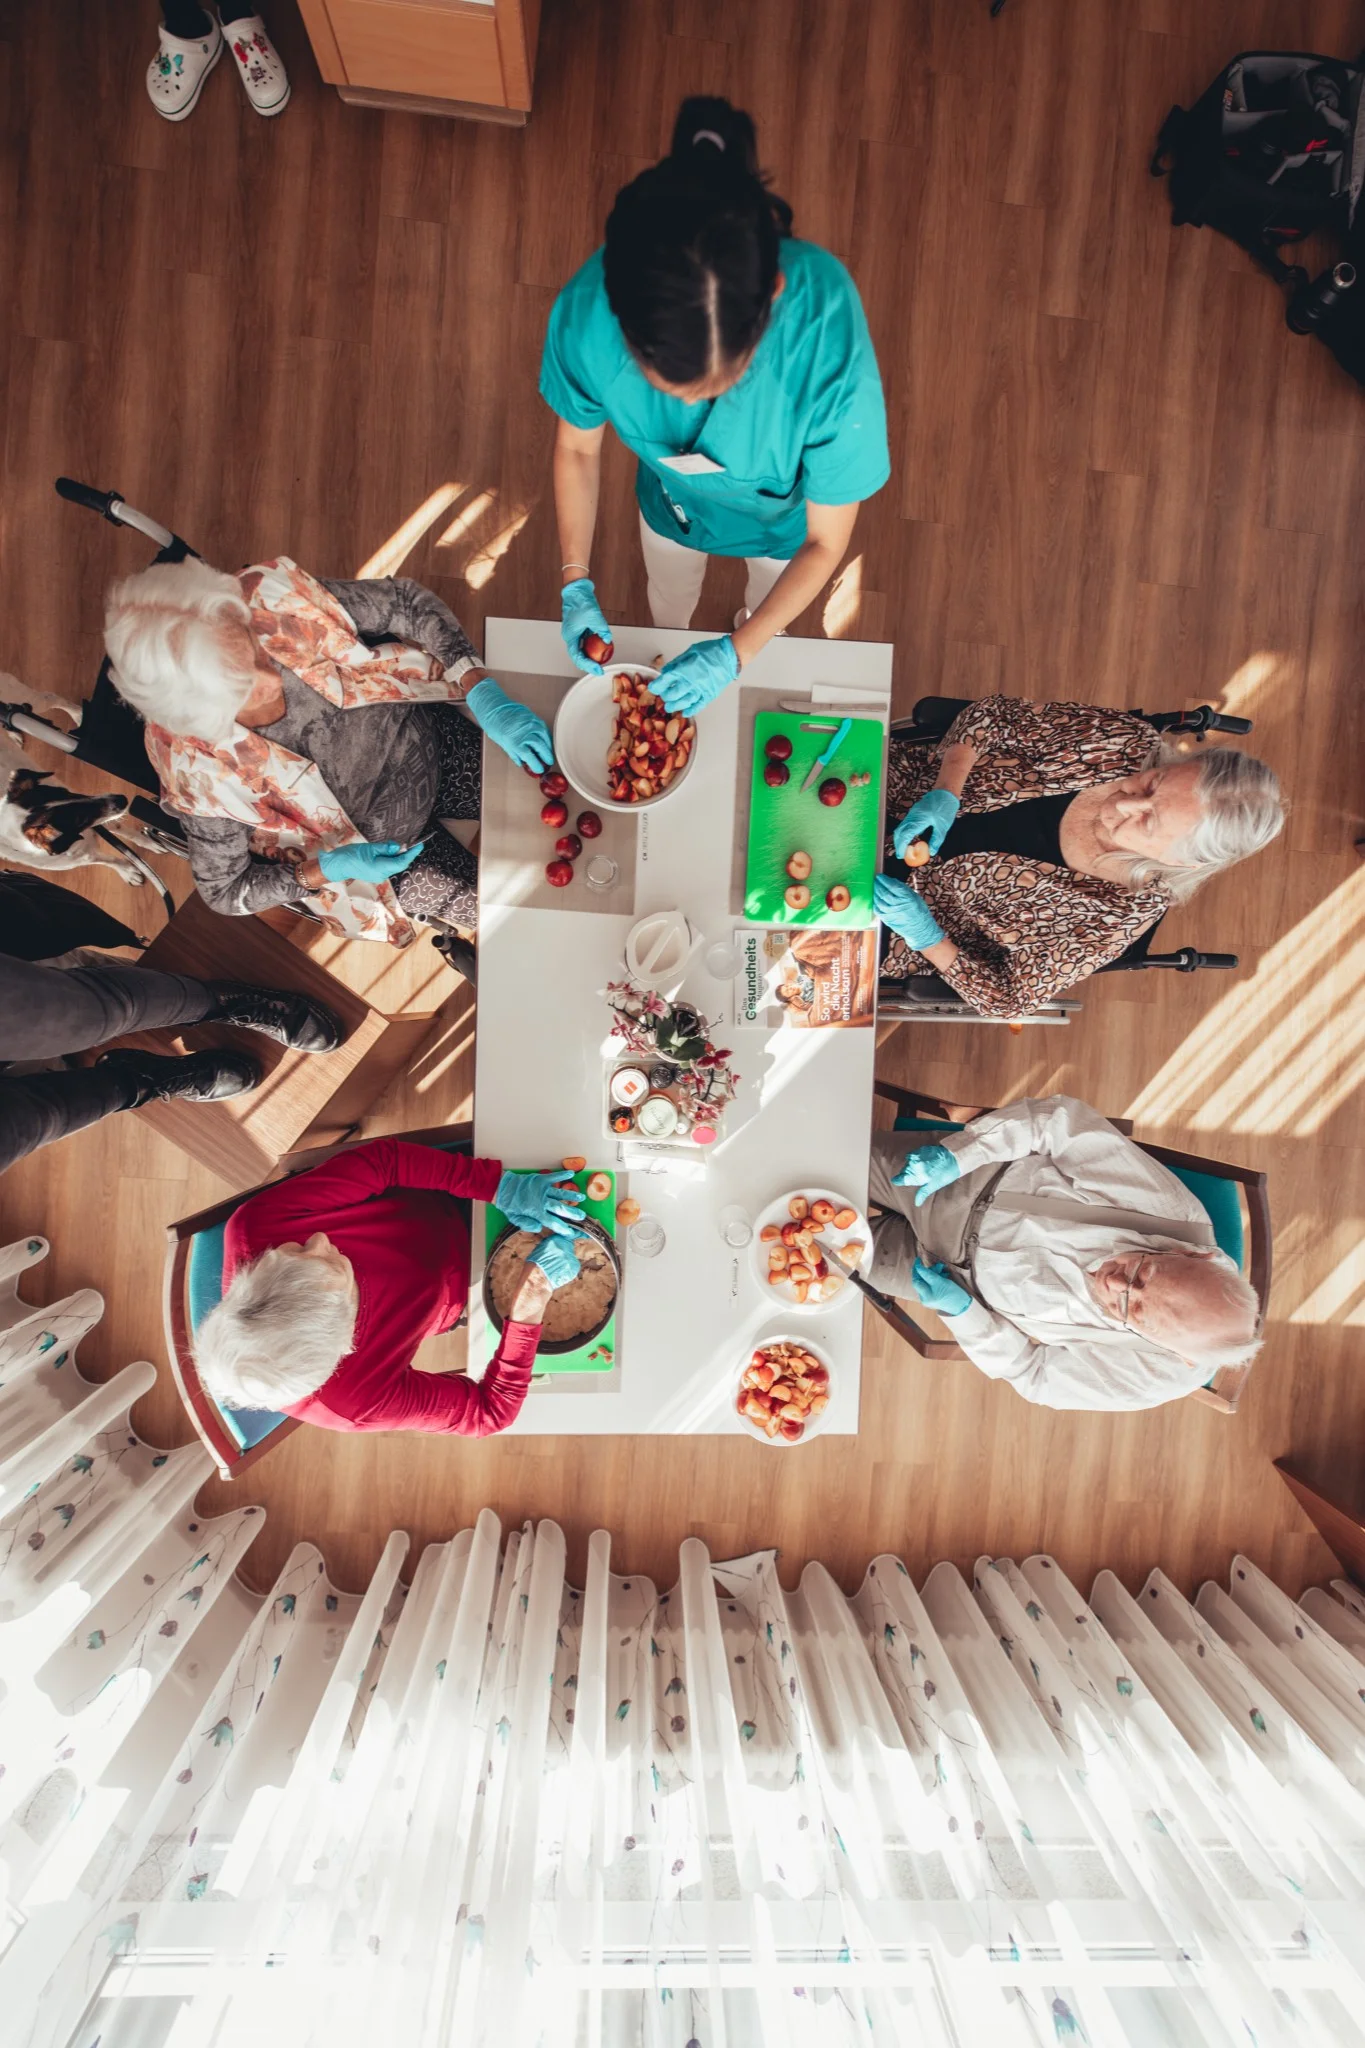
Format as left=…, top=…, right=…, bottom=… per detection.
left=610, top=1109, right=635, bottom=1135
left=610, top=1065, right=650, bottom=1109
left=649, top=1062, right=678, bottom=1089
left=635, top=1092, right=679, bottom=1140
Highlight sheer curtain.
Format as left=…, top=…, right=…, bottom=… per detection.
left=1, top=1232, right=1363, bottom=2048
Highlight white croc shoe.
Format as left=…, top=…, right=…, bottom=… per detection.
left=225, top=16, right=291, bottom=117
left=146, top=18, right=223, bottom=122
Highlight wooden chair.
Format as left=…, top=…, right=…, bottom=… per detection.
left=868, top=1081, right=1271, bottom=1414
left=163, top=1122, right=472, bottom=1479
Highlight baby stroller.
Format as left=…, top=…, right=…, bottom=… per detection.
left=878, top=696, right=1254, bottom=1026
left=0, top=480, right=195, bottom=862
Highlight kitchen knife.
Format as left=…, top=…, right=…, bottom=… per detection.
left=812, top=1232, right=895, bottom=1313
left=799, top=715, right=853, bottom=792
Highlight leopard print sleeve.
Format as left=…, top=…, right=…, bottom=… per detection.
left=942, top=697, right=1155, bottom=804
left=924, top=858, right=1169, bottom=1018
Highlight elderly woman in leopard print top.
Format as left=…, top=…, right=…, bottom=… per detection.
left=874, top=696, right=1283, bottom=1019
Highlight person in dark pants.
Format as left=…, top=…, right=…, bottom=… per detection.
left=0, top=953, right=341, bottom=1175
left=149, top=6, right=289, bottom=123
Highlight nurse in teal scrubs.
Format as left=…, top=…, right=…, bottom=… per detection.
left=540, top=96, right=890, bottom=717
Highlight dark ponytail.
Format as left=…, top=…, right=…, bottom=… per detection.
left=603, top=96, right=794, bottom=387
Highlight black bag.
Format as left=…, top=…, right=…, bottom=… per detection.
left=1153, top=51, right=1365, bottom=281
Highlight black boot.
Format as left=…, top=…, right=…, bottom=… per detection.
left=97, top=1047, right=262, bottom=1105
left=431, top=933, right=477, bottom=986
left=208, top=983, right=343, bottom=1054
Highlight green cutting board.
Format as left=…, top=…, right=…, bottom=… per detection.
left=484, top=1167, right=617, bottom=1375
left=744, top=712, right=884, bottom=927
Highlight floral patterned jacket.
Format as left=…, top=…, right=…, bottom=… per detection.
left=882, top=696, right=1170, bottom=1017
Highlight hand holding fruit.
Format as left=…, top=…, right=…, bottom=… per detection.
left=560, top=578, right=613, bottom=673
left=893, top=786, right=960, bottom=861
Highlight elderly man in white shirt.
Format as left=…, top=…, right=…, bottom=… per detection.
left=867, top=1095, right=1262, bottom=1411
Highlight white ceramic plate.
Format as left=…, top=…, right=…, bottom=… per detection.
left=750, top=1186, right=871, bottom=1314
left=554, top=664, right=697, bottom=815
left=733, top=1331, right=835, bottom=1447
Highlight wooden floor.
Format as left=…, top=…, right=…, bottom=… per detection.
left=2, top=0, right=1363, bottom=1599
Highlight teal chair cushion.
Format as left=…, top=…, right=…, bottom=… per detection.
left=1163, top=1163, right=1244, bottom=1268
left=187, top=1219, right=289, bottom=1453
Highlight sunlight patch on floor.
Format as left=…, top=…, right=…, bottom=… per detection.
left=1210, top=650, right=1291, bottom=721
left=354, top=484, right=464, bottom=578
left=436, top=489, right=496, bottom=549
left=466, top=506, right=531, bottom=591
left=1288, top=1228, right=1365, bottom=1326
left=1126, top=867, right=1365, bottom=1135
left=822, top=553, right=863, bottom=639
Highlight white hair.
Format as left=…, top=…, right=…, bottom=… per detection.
left=196, top=1249, right=357, bottom=1411
left=1177, top=1257, right=1264, bottom=1371
left=1118, top=743, right=1285, bottom=905
left=104, top=558, right=254, bottom=742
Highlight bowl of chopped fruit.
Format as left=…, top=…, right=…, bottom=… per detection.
left=554, top=665, right=698, bottom=814
left=734, top=1334, right=834, bottom=1445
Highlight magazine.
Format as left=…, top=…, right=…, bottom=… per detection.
left=731, top=925, right=878, bottom=1030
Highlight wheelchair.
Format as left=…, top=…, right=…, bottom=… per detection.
left=878, top=695, right=1253, bottom=1027
left=0, top=480, right=196, bottom=883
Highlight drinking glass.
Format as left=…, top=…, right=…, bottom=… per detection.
left=585, top=853, right=619, bottom=892
left=628, top=1214, right=666, bottom=1258
left=717, top=1203, right=752, bottom=1249
left=705, top=937, right=743, bottom=980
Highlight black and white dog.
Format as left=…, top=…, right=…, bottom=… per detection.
left=0, top=748, right=146, bottom=886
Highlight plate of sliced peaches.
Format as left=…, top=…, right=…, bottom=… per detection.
left=751, top=1187, right=870, bottom=1312
left=734, top=1335, right=833, bottom=1445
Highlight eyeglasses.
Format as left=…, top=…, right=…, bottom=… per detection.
left=1113, top=1263, right=1137, bottom=1330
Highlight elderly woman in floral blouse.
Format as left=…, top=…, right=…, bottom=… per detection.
left=874, top=697, right=1283, bottom=1018
left=104, top=556, right=555, bottom=983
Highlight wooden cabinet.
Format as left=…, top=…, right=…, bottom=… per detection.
left=298, top=0, right=540, bottom=123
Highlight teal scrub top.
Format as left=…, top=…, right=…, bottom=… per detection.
left=540, top=239, right=891, bottom=560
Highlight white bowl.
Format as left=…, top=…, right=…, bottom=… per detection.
left=750, top=1187, right=870, bottom=1314
left=733, top=1332, right=835, bottom=1447
left=553, top=664, right=697, bottom=815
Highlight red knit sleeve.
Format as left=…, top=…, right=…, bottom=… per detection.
left=353, top=1320, right=540, bottom=1436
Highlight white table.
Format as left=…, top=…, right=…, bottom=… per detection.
left=469, top=617, right=893, bottom=1435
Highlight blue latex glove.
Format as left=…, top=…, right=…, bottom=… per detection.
left=317, top=839, right=424, bottom=884
left=893, top=786, right=961, bottom=861
left=892, top=1143, right=962, bottom=1208
left=912, top=1259, right=972, bottom=1317
left=496, top=1169, right=586, bottom=1239
left=527, top=1234, right=582, bottom=1288
left=465, top=679, right=555, bottom=773
left=873, top=873, right=945, bottom=951
left=560, top=578, right=612, bottom=673
left=655, top=635, right=739, bottom=716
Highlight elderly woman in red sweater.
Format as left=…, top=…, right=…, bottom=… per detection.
left=194, top=1138, right=583, bottom=1435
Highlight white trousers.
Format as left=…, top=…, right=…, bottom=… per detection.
left=638, top=513, right=788, bottom=630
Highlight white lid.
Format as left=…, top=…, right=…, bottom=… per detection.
left=625, top=910, right=695, bottom=990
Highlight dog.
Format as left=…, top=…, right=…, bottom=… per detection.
left=0, top=748, right=147, bottom=887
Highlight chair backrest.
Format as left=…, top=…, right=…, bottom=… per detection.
left=162, top=1122, right=474, bottom=1479
left=869, top=1084, right=1270, bottom=1414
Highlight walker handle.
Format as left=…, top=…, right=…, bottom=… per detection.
left=55, top=477, right=125, bottom=522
